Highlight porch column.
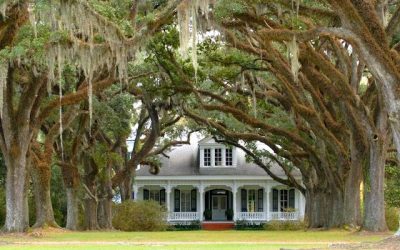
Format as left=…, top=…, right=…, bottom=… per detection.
left=232, top=185, right=238, bottom=221
left=166, top=186, right=172, bottom=221
left=133, top=186, right=139, bottom=200
left=265, top=185, right=270, bottom=221
left=199, top=186, right=205, bottom=221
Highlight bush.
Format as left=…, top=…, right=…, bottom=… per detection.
left=385, top=206, right=399, bottom=231
left=112, top=200, right=167, bottom=231
left=234, top=220, right=264, bottom=230
left=264, top=220, right=305, bottom=231
left=0, top=187, right=5, bottom=226
left=167, top=220, right=201, bottom=231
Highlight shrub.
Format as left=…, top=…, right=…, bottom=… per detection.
left=112, top=200, right=167, bottom=231
left=167, top=220, right=201, bottom=231
left=264, top=220, right=305, bottom=231
left=385, top=206, right=399, bottom=231
left=234, top=220, right=264, bottom=230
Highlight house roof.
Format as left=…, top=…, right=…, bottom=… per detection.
left=135, top=138, right=301, bottom=178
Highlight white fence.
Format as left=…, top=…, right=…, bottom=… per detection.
left=269, top=212, right=299, bottom=221
left=237, top=212, right=266, bottom=221
left=167, top=211, right=299, bottom=222
left=168, top=212, right=200, bottom=221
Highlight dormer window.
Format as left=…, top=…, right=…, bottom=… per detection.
left=225, top=148, right=233, bottom=166
left=204, top=148, right=211, bottom=166
left=214, top=148, right=222, bottom=166
left=199, top=138, right=237, bottom=168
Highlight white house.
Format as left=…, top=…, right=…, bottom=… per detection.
left=133, top=137, right=305, bottom=225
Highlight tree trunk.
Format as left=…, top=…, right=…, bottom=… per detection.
left=65, top=187, right=79, bottom=230
left=344, top=139, right=363, bottom=227
left=305, top=185, right=347, bottom=229
left=61, top=162, right=80, bottom=230
left=83, top=197, right=98, bottom=230
left=97, top=198, right=113, bottom=230
left=305, top=188, right=327, bottom=228
left=4, top=152, right=30, bottom=232
left=31, top=162, right=58, bottom=228
left=119, top=175, right=132, bottom=202
left=97, top=164, right=113, bottom=230
left=363, top=108, right=388, bottom=232
left=83, top=158, right=99, bottom=230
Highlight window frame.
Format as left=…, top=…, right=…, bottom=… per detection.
left=180, top=190, right=192, bottom=212
left=225, top=147, right=233, bottom=166
left=200, top=145, right=236, bottom=168
left=214, top=148, right=222, bottom=166
left=149, top=190, right=160, bottom=203
left=203, top=148, right=211, bottom=167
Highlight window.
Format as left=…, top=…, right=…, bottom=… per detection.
left=149, top=190, right=160, bottom=202
left=247, top=189, right=256, bottom=212
left=181, top=191, right=191, bottom=212
left=215, top=148, right=222, bottom=166
left=225, top=148, right=233, bottom=166
left=204, top=148, right=211, bottom=166
left=201, top=145, right=235, bottom=168
left=280, top=189, right=288, bottom=212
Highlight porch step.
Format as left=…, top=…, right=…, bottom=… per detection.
left=202, top=222, right=235, bottom=230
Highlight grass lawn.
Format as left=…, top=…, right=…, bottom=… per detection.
left=0, top=230, right=391, bottom=250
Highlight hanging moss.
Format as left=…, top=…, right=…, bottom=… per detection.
left=287, top=35, right=301, bottom=82
left=0, top=61, right=7, bottom=118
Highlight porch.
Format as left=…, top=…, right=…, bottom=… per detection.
left=168, top=211, right=301, bottom=222
left=132, top=181, right=305, bottom=223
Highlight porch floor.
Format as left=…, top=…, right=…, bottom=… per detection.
left=202, top=221, right=235, bottom=230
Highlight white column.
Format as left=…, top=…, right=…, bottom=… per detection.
left=299, top=190, right=304, bottom=220
left=166, top=186, right=171, bottom=213
left=199, top=186, right=205, bottom=221
left=232, top=184, right=238, bottom=221
left=265, top=185, right=270, bottom=221
left=133, top=186, right=139, bottom=201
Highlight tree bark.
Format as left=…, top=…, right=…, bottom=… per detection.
left=61, top=162, right=80, bottom=230
left=344, top=138, right=363, bottom=227
left=83, top=158, right=99, bottom=230
left=31, top=162, right=58, bottom=228
left=3, top=151, right=30, bottom=232
left=65, top=187, right=79, bottom=230
left=119, top=174, right=133, bottom=202
left=362, top=105, right=388, bottom=232
left=97, top=164, right=113, bottom=230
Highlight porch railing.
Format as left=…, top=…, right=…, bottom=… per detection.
left=168, top=212, right=200, bottom=221
left=269, top=212, right=299, bottom=220
left=237, top=212, right=265, bottom=221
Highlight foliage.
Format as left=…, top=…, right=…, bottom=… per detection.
left=203, top=209, right=212, bottom=220
left=112, top=200, right=167, bottom=231
left=167, top=220, right=201, bottom=231
left=50, top=165, right=67, bottom=227
left=263, top=220, right=306, bottom=231
left=385, top=206, right=399, bottom=231
left=234, top=220, right=264, bottom=230
left=385, top=164, right=400, bottom=208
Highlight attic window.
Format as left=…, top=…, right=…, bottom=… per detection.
left=215, top=148, right=222, bottom=165
left=226, top=148, right=233, bottom=166
left=200, top=145, right=236, bottom=168
left=204, top=148, right=211, bottom=166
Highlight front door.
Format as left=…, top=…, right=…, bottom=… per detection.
left=212, top=195, right=227, bottom=221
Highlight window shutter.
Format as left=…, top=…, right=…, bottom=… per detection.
left=174, top=189, right=180, bottom=212
left=160, top=189, right=166, bottom=206
left=241, top=189, right=247, bottom=212
left=289, top=189, right=295, bottom=209
left=143, top=189, right=149, bottom=200
left=191, top=189, right=197, bottom=212
left=272, top=189, right=278, bottom=212
left=257, top=188, right=264, bottom=212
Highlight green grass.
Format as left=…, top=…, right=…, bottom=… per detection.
left=0, top=230, right=390, bottom=250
